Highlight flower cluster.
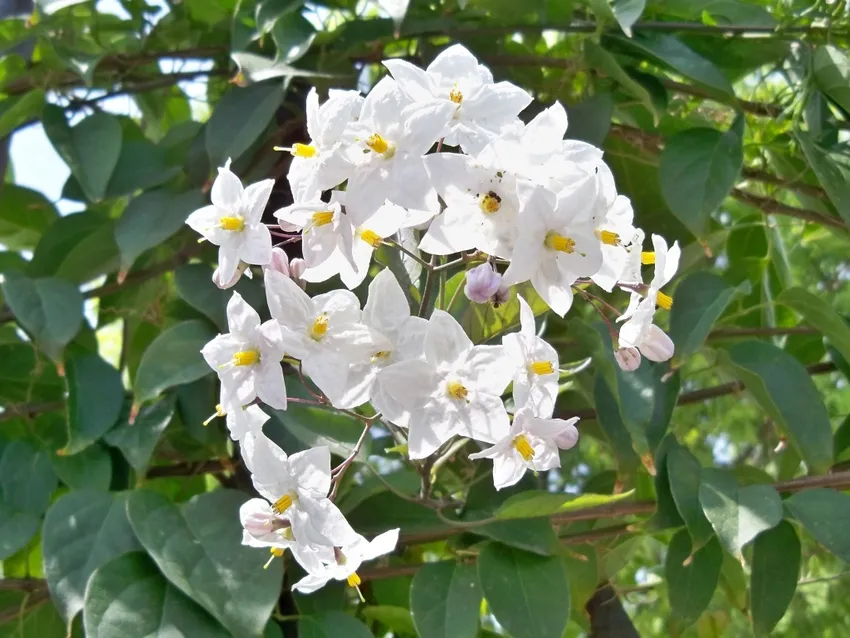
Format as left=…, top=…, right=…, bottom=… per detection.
left=186, top=44, right=679, bottom=595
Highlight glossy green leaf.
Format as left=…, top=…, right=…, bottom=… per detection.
left=205, top=82, right=284, bottom=164
left=105, top=397, right=175, bottom=471
left=584, top=41, right=657, bottom=122
left=42, top=107, right=122, bottom=202
left=720, top=340, right=833, bottom=474
left=796, top=130, right=850, bottom=225
left=267, top=400, right=372, bottom=462
left=666, top=445, right=714, bottom=551
left=0, top=184, right=57, bottom=250
left=298, top=611, right=373, bottom=638
left=410, top=562, right=481, bottom=638
left=175, top=263, right=266, bottom=331
left=127, top=489, right=282, bottom=637
left=62, top=353, right=124, bottom=455
left=83, top=552, right=229, bottom=638
left=785, top=488, right=850, bottom=561
left=115, top=189, right=203, bottom=271
left=495, top=489, right=636, bottom=520
left=0, top=506, right=41, bottom=561
left=50, top=444, right=112, bottom=491
left=133, top=320, right=216, bottom=404
left=477, top=543, right=570, bottom=638
left=593, top=373, right=641, bottom=474
left=666, top=531, right=722, bottom=632
left=43, top=491, right=141, bottom=621
left=778, top=287, right=850, bottom=364
left=659, top=125, right=743, bottom=235
left=1, top=272, right=83, bottom=359
left=698, top=468, right=782, bottom=553
left=27, top=213, right=119, bottom=284
left=474, top=518, right=560, bottom=556
left=270, top=12, right=317, bottom=63
left=360, top=606, right=414, bottom=634
left=751, top=521, right=800, bottom=636
left=0, top=90, right=45, bottom=140
left=669, top=271, right=738, bottom=362
left=814, top=45, right=850, bottom=115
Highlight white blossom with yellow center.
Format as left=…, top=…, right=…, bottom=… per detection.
left=273, top=190, right=356, bottom=270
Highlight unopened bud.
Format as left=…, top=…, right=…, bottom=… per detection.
left=213, top=262, right=249, bottom=289
left=465, top=262, right=502, bottom=304
left=614, top=346, right=641, bottom=371
left=554, top=424, right=579, bottom=450
left=638, top=324, right=675, bottom=362
left=288, top=257, right=307, bottom=280
left=268, top=247, right=291, bottom=277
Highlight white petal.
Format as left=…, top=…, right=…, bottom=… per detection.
left=265, top=269, right=313, bottom=328
left=400, top=100, right=455, bottom=155
left=186, top=205, right=228, bottom=245
left=216, top=242, right=241, bottom=293
left=383, top=58, right=436, bottom=102
left=242, top=179, right=274, bottom=224
left=465, top=345, right=512, bottom=396
left=457, top=392, right=509, bottom=444
left=516, top=294, right=536, bottom=337
left=377, top=359, right=435, bottom=410
left=363, top=268, right=411, bottom=336
left=239, top=225, right=273, bottom=266
left=211, top=163, right=244, bottom=212
left=226, top=292, right=261, bottom=337
left=288, top=446, right=332, bottom=497
left=418, top=206, right=480, bottom=255
left=408, top=400, right=456, bottom=459
left=462, top=81, right=532, bottom=121
left=492, top=454, right=528, bottom=490
left=363, top=528, right=400, bottom=561
left=387, top=155, right=438, bottom=213
left=425, top=310, right=473, bottom=367
left=256, top=359, right=287, bottom=410
left=346, top=164, right=389, bottom=226
left=531, top=258, right=574, bottom=317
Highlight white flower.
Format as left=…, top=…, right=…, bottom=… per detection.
left=469, top=404, right=579, bottom=490
left=343, top=77, right=456, bottom=224
left=186, top=161, right=274, bottom=284
left=337, top=269, right=429, bottom=418
left=273, top=191, right=356, bottom=270
left=201, top=292, right=287, bottom=410
left=281, top=88, right=362, bottom=200
left=378, top=310, right=512, bottom=459
left=619, top=304, right=676, bottom=363
left=592, top=195, right=637, bottom=292
left=225, top=403, right=270, bottom=441
left=301, top=201, right=405, bottom=290
left=502, top=295, right=559, bottom=414
left=292, top=529, right=399, bottom=595
left=418, top=152, right=519, bottom=258
left=502, top=181, right=603, bottom=316
left=265, top=269, right=373, bottom=406
left=383, top=44, right=532, bottom=154
left=213, top=262, right=251, bottom=289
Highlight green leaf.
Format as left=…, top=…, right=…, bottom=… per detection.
left=42, top=107, right=122, bottom=202
left=0, top=184, right=57, bottom=251
left=666, top=531, right=722, bottom=632
left=175, top=263, right=266, bottom=331
left=814, top=45, right=850, bottom=115
left=666, top=445, right=714, bottom=552
left=50, top=444, right=112, bottom=491
left=62, top=353, right=125, bottom=455
left=668, top=271, right=738, bottom=362
left=83, top=552, right=230, bottom=638
left=594, top=373, right=641, bottom=473
left=720, top=340, right=833, bottom=474
left=27, top=213, right=119, bottom=284
left=477, top=543, right=570, bottom=638
left=796, top=130, right=850, bottom=225
left=0, top=507, right=40, bottom=560
left=126, top=489, right=282, bottom=637
left=0, top=90, right=45, bottom=140
left=410, top=562, right=481, bottom=638
left=267, top=400, right=372, bottom=461
left=475, top=518, right=560, bottom=556
left=778, top=287, right=850, bottom=364
left=298, top=611, right=373, bottom=638
left=133, top=320, right=216, bottom=404
left=270, top=12, right=316, bottom=63
left=785, top=488, right=850, bottom=561
left=698, top=468, right=782, bottom=553
left=360, top=606, right=415, bottom=635
left=659, top=125, right=743, bottom=236
left=495, top=490, right=636, bottom=520
left=1, top=272, right=83, bottom=360
left=205, top=82, right=284, bottom=165
left=750, top=521, right=800, bottom=636
left=115, top=189, right=203, bottom=271
left=43, top=490, right=141, bottom=621
left=584, top=41, right=657, bottom=124
left=105, top=397, right=175, bottom=472
left=106, top=139, right=183, bottom=197
left=608, top=33, right=735, bottom=98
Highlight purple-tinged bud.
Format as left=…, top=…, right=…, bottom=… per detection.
left=554, top=423, right=580, bottom=450
left=614, top=346, right=641, bottom=371
left=639, top=325, right=675, bottom=362
left=465, top=262, right=502, bottom=304
left=492, top=284, right=510, bottom=308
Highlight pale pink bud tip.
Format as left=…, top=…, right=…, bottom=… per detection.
left=289, top=257, right=307, bottom=280
left=614, top=346, right=641, bottom=371
left=465, top=262, right=502, bottom=304
left=639, top=325, right=675, bottom=363
left=555, top=425, right=579, bottom=450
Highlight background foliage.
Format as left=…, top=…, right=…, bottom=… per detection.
left=1, top=0, right=850, bottom=636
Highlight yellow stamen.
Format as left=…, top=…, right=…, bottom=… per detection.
left=528, top=360, right=555, bottom=375
left=311, top=313, right=329, bottom=340
left=513, top=434, right=535, bottom=461
left=312, top=210, right=334, bottom=227
left=263, top=547, right=285, bottom=570
left=545, top=232, right=576, bottom=254
left=292, top=143, right=317, bottom=158
left=480, top=191, right=502, bottom=214
left=371, top=350, right=391, bottom=364
left=358, top=229, right=383, bottom=247
left=596, top=229, right=620, bottom=246
left=233, top=350, right=260, bottom=366
left=641, top=251, right=656, bottom=265
left=272, top=494, right=295, bottom=514
left=366, top=133, right=390, bottom=154
left=446, top=380, right=469, bottom=401
left=219, top=216, right=245, bottom=232
left=656, top=291, right=673, bottom=311
left=347, top=572, right=361, bottom=587
left=449, top=88, right=463, bottom=104
left=203, top=404, right=226, bottom=426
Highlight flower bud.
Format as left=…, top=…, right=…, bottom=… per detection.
left=614, top=346, right=641, bottom=371
left=288, top=257, right=307, bottom=280
left=267, top=247, right=291, bottom=277
left=492, top=284, right=510, bottom=308
left=465, top=262, right=502, bottom=304
left=638, top=324, right=675, bottom=362
left=554, top=424, right=579, bottom=450
left=213, top=262, right=248, bottom=289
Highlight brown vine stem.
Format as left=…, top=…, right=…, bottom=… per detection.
left=729, top=188, right=847, bottom=230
